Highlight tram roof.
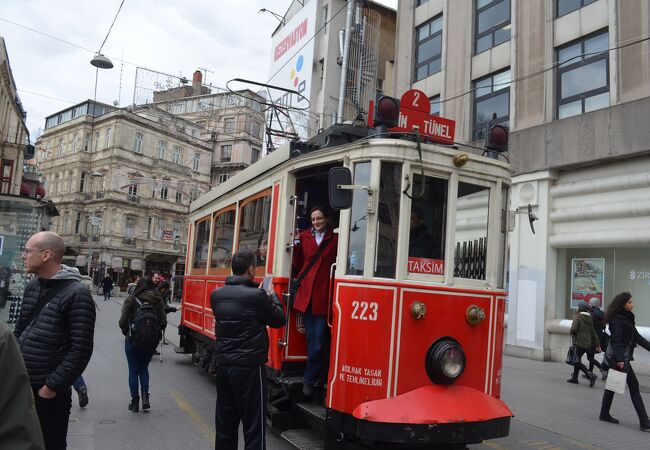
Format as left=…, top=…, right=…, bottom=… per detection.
left=190, top=137, right=511, bottom=215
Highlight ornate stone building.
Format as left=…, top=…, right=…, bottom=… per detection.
left=35, top=100, right=212, bottom=290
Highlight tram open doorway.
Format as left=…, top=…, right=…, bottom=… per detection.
left=292, top=162, right=342, bottom=402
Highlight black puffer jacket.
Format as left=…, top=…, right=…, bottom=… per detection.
left=609, top=310, right=650, bottom=364
left=14, top=265, right=96, bottom=392
left=211, top=276, right=285, bottom=365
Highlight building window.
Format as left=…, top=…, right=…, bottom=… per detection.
left=416, top=0, right=428, bottom=5
left=322, top=4, right=328, bottom=34
left=472, top=69, right=511, bottom=141
left=192, top=153, right=200, bottom=171
left=105, top=127, right=112, bottom=148
left=556, top=30, right=609, bottom=119
left=125, top=217, right=136, bottom=237
left=84, top=134, right=91, bottom=152
left=0, top=159, right=13, bottom=194
left=218, top=173, right=230, bottom=184
left=429, top=95, right=441, bottom=116
left=134, top=132, right=143, bottom=153
left=414, top=15, right=442, bottom=82
left=157, top=218, right=167, bottom=240
left=158, top=140, right=167, bottom=159
left=475, top=0, right=511, bottom=54
left=94, top=132, right=99, bottom=151
left=75, top=212, right=82, bottom=234
left=173, top=146, right=182, bottom=164
left=221, top=145, right=232, bottom=162
left=557, top=0, right=597, bottom=17
left=79, top=172, right=86, bottom=192
left=146, top=217, right=153, bottom=240
left=128, top=181, right=138, bottom=197
left=160, top=185, right=168, bottom=200
left=57, top=139, right=64, bottom=156
left=251, top=147, right=261, bottom=163
left=224, top=117, right=235, bottom=134
left=175, top=190, right=182, bottom=203
left=72, top=133, right=78, bottom=152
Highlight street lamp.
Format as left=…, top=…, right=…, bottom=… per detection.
left=259, top=8, right=285, bottom=25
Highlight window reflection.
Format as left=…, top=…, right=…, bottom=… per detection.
left=238, top=195, right=272, bottom=267
left=375, top=162, right=401, bottom=278
left=193, top=219, right=211, bottom=269
left=454, top=183, right=490, bottom=280
left=407, top=174, right=447, bottom=276
left=210, top=210, right=235, bottom=269
left=347, top=162, right=371, bottom=275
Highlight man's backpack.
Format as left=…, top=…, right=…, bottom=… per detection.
left=129, top=298, right=162, bottom=353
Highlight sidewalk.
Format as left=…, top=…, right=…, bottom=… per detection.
left=500, top=355, right=650, bottom=450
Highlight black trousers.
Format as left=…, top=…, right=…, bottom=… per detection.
left=215, top=365, right=267, bottom=450
left=33, top=388, right=72, bottom=450
left=571, top=347, right=591, bottom=378
left=601, top=364, right=648, bottom=421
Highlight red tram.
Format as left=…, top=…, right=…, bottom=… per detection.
left=178, top=126, right=513, bottom=448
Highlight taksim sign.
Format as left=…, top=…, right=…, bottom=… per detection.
left=372, top=89, right=456, bottom=145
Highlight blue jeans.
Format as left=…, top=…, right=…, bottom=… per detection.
left=302, top=308, right=327, bottom=386
left=73, top=375, right=86, bottom=391
left=125, top=340, right=154, bottom=398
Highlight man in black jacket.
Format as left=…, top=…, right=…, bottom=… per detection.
left=15, top=231, right=96, bottom=450
left=211, top=249, right=285, bottom=450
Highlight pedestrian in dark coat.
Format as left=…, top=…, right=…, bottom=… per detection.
left=567, top=301, right=601, bottom=387
left=599, top=292, right=650, bottom=431
left=14, top=231, right=96, bottom=450
left=99, top=275, right=113, bottom=301
left=0, top=321, right=45, bottom=450
left=292, top=205, right=338, bottom=397
left=119, top=276, right=166, bottom=412
left=211, top=249, right=285, bottom=450
left=588, top=298, right=607, bottom=377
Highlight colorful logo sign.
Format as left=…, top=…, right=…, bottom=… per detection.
left=290, top=55, right=304, bottom=88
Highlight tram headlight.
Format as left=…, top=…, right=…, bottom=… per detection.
left=425, top=338, right=466, bottom=385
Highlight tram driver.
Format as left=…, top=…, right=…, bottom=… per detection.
left=292, top=205, right=338, bottom=398
left=409, top=208, right=441, bottom=259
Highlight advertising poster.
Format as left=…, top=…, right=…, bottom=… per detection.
left=570, top=258, right=605, bottom=308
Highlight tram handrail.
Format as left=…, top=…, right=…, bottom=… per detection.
left=327, top=263, right=336, bottom=328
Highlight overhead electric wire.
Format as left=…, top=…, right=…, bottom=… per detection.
left=98, top=0, right=126, bottom=53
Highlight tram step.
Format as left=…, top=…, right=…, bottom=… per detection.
left=281, top=429, right=324, bottom=450
left=295, top=402, right=326, bottom=434
left=173, top=347, right=186, bottom=353
left=277, top=375, right=304, bottom=386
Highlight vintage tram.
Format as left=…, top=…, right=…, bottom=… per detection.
left=178, top=123, right=512, bottom=448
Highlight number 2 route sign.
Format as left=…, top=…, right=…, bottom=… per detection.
left=370, top=89, right=456, bottom=145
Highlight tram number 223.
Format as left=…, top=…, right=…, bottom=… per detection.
left=351, top=301, right=378, bottom=321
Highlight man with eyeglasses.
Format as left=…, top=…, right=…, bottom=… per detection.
left=14, top=231, right=96, bottom=450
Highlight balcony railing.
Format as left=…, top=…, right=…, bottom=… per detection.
left=127, top=195, right=140, bottom=204
left=84, top=193, right=93, bottom=200
left=122, top=236, right=136, bottom=246
left=95, top=191, right=105, bottom=199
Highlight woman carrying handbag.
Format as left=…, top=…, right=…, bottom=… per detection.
left=567, top=301, right=600, bottom=387
left=599, top=292, right=650, bottom=431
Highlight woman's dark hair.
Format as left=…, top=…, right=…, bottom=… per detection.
left=309, top=205, right=329, bottom=218
left=604, top=291, right=632, bottom=324
left=132, top=276, right=156, bottom=298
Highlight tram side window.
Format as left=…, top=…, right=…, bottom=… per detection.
left=347, top=162, right=371, bottom=275
left=375, top=162, right=402, bottom=278
left=454, top=182, right=490, bottom=280
left=407, top=175, right=448, bottom=276
left=238, top=194, right=272, bottom=268
left=210, top=209, right=236, bottom=269
left=193, top=218, right=211, bottom=269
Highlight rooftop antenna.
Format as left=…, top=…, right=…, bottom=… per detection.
left=116, top=48, right=124, bottom=106
left=198, top=67, right=214, bottom=85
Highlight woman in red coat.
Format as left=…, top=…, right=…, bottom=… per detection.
left=292, top=206, right=338, bottom=397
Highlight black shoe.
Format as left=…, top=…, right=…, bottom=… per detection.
left=599, top=414, right=619, bottom=424
left=128, top=396, right=139, bottom=412
left=142, top=393, right=150, bottom=410
left=640, top=419, right=650, bottom=431
left=601, top=369, right=608, bottom=381
left=581, top=374, right=589, bottom=380
left=589, top=372, right=597, bottom=388
left=78, top=386, right=89, bottom=408
left=567, top=378, right=579, bottom=384
left=302, top=383, right=314, bottom=398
